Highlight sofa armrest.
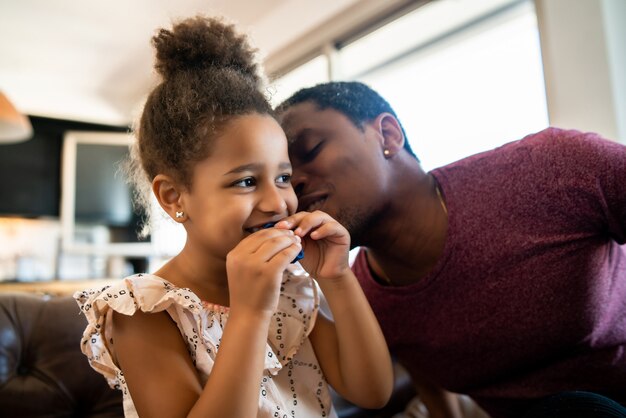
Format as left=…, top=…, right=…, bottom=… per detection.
left=0, top=292, right=123, bottom=417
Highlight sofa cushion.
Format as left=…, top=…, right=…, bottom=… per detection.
left=0, top=292, right=123, bottom=417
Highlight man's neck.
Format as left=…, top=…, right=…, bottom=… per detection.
left=360, top=173, right=448, bottom=286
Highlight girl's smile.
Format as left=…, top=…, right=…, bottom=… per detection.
left=179, top=113, right=297, bottom=259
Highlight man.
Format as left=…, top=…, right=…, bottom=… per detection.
left=276, top=81, right=626, bottom=418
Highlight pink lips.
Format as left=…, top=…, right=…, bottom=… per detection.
left=297, top=193, right=327, bottom=212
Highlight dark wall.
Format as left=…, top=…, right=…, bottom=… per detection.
left=0, top=116, right=128, bottom=218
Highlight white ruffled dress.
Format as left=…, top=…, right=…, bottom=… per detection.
left=74, top=264, right=337, bottom=418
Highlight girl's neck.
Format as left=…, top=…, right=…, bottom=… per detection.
left=155, top=244, right=230, bottom=306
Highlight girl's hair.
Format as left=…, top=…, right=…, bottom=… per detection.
left=126, top=16, right=273, bottom=236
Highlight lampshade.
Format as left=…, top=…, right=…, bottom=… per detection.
left=0, top=91, right=33, bottom=143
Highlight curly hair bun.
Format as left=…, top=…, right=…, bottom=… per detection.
left=152, top=16, right=261, bottom=84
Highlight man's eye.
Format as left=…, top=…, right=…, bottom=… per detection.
left=276, top=174, right=292, bottom=185
left=303, top=142, right=323, bottom=162
left=232, top=177, right=256, bottom=188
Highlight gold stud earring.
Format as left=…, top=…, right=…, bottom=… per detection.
left=383, top=149, right=390, bottom=156
left=175, top=211, right=184, bottom=219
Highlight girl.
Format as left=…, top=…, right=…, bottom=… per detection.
left=75, top=16, right=393, bottom=418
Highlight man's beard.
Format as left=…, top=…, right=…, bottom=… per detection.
left=335, top=204, right=379, bottom=249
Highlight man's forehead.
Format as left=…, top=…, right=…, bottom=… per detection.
left=279, top=102, right=318, bottom=126
left=280, top=106, right=323, bottom=141
left=285, top=127, right=319, bottom=146
left=280, top=103, right=349, bottom=132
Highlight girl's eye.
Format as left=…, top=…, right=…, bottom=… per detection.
left=276, top=174, right=292, bottom=185
left=232, top=177, right=256, bottom=188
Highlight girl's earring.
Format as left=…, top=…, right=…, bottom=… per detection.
left=175, top=211, right=184, bottom=219
left=383, top=149, right=391, bottom=157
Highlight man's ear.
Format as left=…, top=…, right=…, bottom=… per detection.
left=152, top=174, right=186, bottom=222
left=374, top=113, right=405, bottom=158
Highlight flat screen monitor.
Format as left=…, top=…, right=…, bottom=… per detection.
left=61, top=131, right=152, bottom=256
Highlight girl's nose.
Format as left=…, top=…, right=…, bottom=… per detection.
left=258, top=185, right=287, bottom=214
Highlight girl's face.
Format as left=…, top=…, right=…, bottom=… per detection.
left=181, top=113, right=297, bottom=259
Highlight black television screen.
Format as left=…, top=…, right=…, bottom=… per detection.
left=61, top=131, right=149, bottom=251
left=74, top=142, right=133, bottom=226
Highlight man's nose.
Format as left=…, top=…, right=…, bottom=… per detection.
left=290, top=169, right=307, bottom=197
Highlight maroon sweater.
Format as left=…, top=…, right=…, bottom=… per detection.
left=353, top=128, right=626, bottom=418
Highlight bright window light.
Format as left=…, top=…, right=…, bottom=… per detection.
left=269, top=55, right=329, bottom=107
left=355, top=0, right=548, bottom=170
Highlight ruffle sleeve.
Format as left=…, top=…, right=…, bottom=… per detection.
left=74, top=264, right=320, bottom=388
left=73, top=274, right=214, bottom=388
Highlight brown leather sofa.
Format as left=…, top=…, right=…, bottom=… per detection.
left=0, top=292, right=123, bottom=417
left=0, top=291, right=414, bottom=418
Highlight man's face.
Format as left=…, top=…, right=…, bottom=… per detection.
left=279, top=102, right=388, bottom=245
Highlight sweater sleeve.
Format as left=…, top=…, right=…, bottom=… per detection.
left=601, top=137, right=626, bottom=243
left=562, top=130, right=626, bottom=243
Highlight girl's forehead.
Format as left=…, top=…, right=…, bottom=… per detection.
left=194, top=121, right=290, bottom=174
left=213, top=116, right=287, bottom=152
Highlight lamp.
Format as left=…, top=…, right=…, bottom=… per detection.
left=0, top=91, right=33, bottom=143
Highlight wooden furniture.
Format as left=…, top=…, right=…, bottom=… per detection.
left=0, top=278, right=119, bottom=296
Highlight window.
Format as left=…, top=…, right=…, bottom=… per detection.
left=274, top=0, right=549, bottom=171
left=269, top=55, right=329, bottom=107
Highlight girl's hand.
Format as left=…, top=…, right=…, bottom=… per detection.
left=226, top=227, right=302, bottom=316
left=275, top=211, right=351, bottom=282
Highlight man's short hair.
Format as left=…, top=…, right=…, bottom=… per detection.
left=276, top=81, right=418, bottom=160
